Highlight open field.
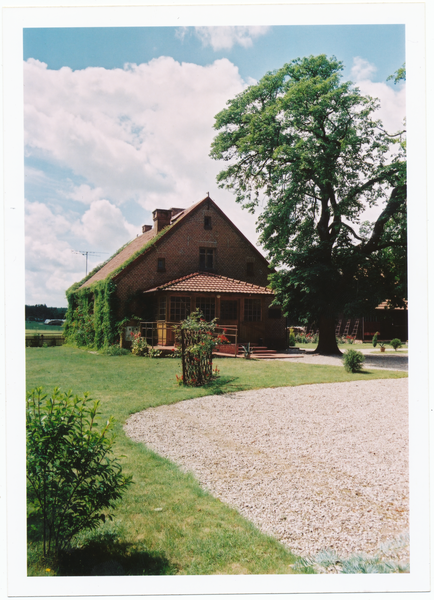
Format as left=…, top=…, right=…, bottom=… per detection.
left=25, top=321, right=65, bottom=332
left=26, top=346, right=407, bottom=576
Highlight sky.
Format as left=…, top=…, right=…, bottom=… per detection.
left=23, top=24, right=406, bottom=308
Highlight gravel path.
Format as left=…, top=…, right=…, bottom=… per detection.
left=125, top=377, right=408, bottom=565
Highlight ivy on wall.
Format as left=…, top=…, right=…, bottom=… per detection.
left=64, top=225, right=172, bottom=349
left=64, top=280, right=118, bottom=349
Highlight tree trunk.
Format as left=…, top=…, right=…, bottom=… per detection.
left=314, top=315, right=342, bottom=355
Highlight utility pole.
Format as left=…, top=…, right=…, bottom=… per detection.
left=72, top=250, right=108, bottom=276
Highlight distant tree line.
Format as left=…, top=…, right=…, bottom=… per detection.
left=26, top=304, right=67, bottom=321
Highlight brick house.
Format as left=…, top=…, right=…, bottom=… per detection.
left=75, top=195, right=287, bottom=350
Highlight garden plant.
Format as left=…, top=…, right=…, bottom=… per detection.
left=26, top=387, right=132, bottom=556
left=343, top=349, right=365, bottom=373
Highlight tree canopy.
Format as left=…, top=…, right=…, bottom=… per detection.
left=210, top=55, right=406, bottom=354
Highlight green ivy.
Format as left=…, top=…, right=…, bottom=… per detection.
left=64, top=226, right=172, bottom=349
left=65, top=280, right=118, bottom=349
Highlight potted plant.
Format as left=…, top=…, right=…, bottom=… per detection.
left=379, top=342, right=386, bottom=353
left=241, top=343, right=252, bottom=359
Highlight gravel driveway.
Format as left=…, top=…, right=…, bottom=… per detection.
left=125, top=376, right=408, bottom=565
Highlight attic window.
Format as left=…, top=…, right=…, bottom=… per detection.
left=157, top=258, right=166, bottom=272
left=246, top=262, right=254, bottom=276
left=199, top=248, right=214, bottom=271
left=204, top=216, right=212, bottom=230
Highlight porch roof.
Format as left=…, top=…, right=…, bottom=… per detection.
left=143, top=272, right=274, bottom=295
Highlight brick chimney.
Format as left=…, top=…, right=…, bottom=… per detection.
left=152, top=209, right=172, bottom=232
left=142, top=224, right=152, bottom=233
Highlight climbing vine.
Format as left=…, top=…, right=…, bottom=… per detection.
left=64, top=280, right=118, bottom=349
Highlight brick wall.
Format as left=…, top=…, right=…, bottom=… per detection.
left=114, top=201, right=271, bottom=317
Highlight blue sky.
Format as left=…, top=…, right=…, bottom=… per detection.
left=23, top=25, right=406, bottom=307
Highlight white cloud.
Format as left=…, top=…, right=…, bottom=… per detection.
left=192, top=26, right=270, bottom=51
left=24, top=56, right=247, bottom=211
left=67, top=184, right=105, bottom=205
left=351, top=56, right=377, bottom=82
left=350, top=57, right=406, bottom=134
left=71, top=199, right=137, bottom=250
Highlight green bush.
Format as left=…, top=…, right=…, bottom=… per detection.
left=343, top=349, right=365, bottom=373
left=26, top=387, right=133, bottom=556
left=390, top=338, right=403, bottom=351
left=372, top=331, right=379, bottom=348
left=130, top=332, right=148, bottom=356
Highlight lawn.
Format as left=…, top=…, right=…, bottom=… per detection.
left=25, top=321, right=65, bottom=332
left=26, top=346, right=407, bottom=576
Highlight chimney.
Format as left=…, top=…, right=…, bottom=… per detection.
left=170, top=208, right=185, bottom=220
left=152, top=209, right=172, bottom=232
left=142, top=224, right=152, bottom=233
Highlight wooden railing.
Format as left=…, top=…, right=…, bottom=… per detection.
left=139, top=321, right=238, bottom=351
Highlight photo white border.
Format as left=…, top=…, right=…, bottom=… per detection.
left=2, top=1, right=430, bottom=598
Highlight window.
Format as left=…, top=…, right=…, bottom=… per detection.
left=170, top=297, right=190, bottom=321
left=220, top=300, right=237, bottom=321
left=196, top=297, right=215, bottom=321
left=157, top=257, right=166, bottom=272
left=199, top=248, right=215, bottom=271
left=204, top=216, right=212, bottom=230
left=158, top=298, right=166, bottom=320
left=246, top=262, right=254, bottom=276
left=244, top=298, right=261, bottom=322
left=268, top=307, right=282, bottom=319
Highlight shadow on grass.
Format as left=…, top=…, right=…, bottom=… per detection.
left=56, top=540, right=177, bottom=576
left=27, top=519, right=177, bottom=576
left=201, top=375, right=244, bottom=395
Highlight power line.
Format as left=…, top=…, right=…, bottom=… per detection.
left=72, top=250, right=108, bottom=276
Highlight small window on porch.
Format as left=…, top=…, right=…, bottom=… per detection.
left=199, top=247, right=215, bottom=271
left=158, top=298, right=166, bottom=320
left=220, top=300, right=237, bottom=321
left=170, top=297, right=190, bottom=321
left=196, top=297, right=215, bottom=321
left=244, top=298, right=261, bottom=322
left=157, top=257, right=166, bottom=272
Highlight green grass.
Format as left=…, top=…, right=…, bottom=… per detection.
left=26, top=321, right=64, bottom=332
left=26, top=346, right=406, bottom=576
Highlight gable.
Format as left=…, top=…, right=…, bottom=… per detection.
left=78, top=195, right=270, bottom=291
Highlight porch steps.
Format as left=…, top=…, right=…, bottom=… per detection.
left=214, top=344, right=306, bottom=360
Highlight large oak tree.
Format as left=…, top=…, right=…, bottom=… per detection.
left=210, top=55, right=406, bottom=354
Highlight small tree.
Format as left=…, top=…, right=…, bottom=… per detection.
left=343, top=349, right=365, bottom=373
left=26, top=387, right=133, bottom=556
left=390, top=338, right=403, bottom=351
left=372, top=331, right=379, bottom=348
left=175, top=311, right=228, bottom=386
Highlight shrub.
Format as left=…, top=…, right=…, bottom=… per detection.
left=343, top=349, right=365, bottom=373
left=131, top=332, right=148, bottom=356
left=390, top=338, right=403, bottom=351
left=372, top=332, right=379, bottom=348
left=288, top=328, right=296, bottom=347
left=26, top=387, right=133, bottom=556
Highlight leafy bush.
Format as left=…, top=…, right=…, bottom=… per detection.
left=26, top=387, right=133, bottom=556
left=288, top=328, right=296, bottom=347
left=372, top=331, right=379, bottom=347
left=390, top=338, right=402, bottom=351
left=343, top=349, right=365, bottom=373
left=130, top=332, right=148, bottom=356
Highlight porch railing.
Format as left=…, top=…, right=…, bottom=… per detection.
left=139, top=321, right=238, bottom=352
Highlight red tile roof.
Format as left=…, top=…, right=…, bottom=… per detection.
left=144, top=272, right=274, bottom=295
